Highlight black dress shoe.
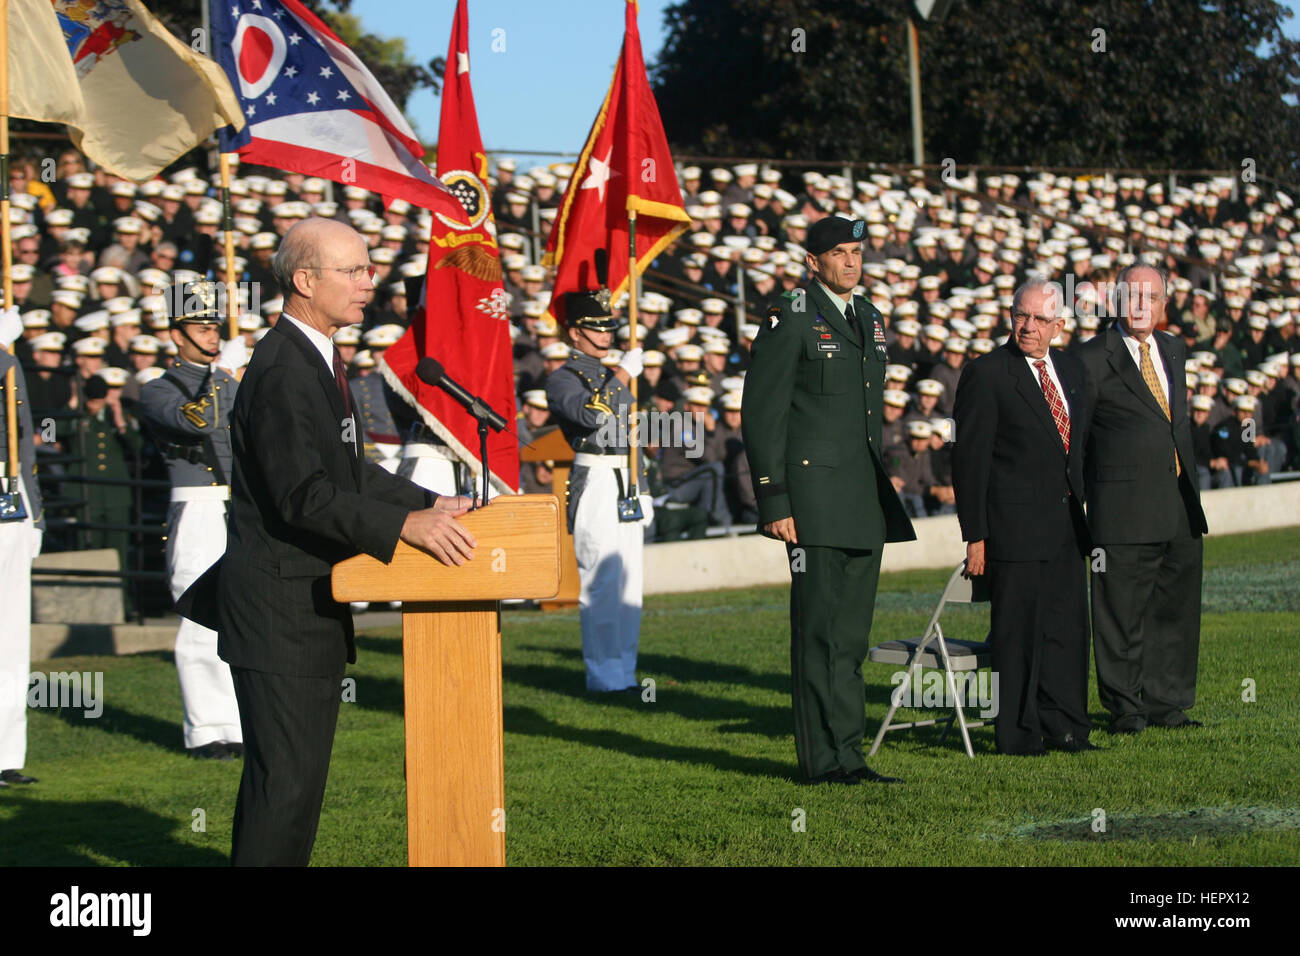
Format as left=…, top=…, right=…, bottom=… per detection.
left=0, top=769, right=38, bottom=784
left=224, top=743, right=245, bottom=759
left=808, top=769, right=860, bottom=786
left=848, top=765, right=903, bottom=784
left=1108, top=720, right=1145, bottom=735
left=1045, top=733, right=1102, bottom=752
left=191, top=742, right=235, bottom=760
left=1155, top=718, right=1203, bottom=729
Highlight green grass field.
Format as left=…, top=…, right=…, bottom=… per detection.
left=4, top=527, right=1298, bottom=866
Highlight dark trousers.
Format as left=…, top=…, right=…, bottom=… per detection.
left=230, top=666, right=343, bottom=866
left=987, top=537, right=1091, bottom=755
left=1091, top=507, right=1202, bottom=729
left=788, top=543, right=882, bottom=779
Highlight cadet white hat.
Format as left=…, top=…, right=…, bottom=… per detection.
left=721, top=391, right=744, bottom=412
left=135, top=367, right=167, bottom=386
left=643, top=349, right=665, bottom=368
left=917, top=378, right=944, bottom=397
left=883, top=389, right=909, bottom=408
left=72, top=337, right=106, bottom=356
left=21, top=309, right=50, bottom=329
left=541, top=342, right=571, bottom=360
left=1233, top=395, right=1258, bottom=412
left=523, top=389, right=548, bottom=410
left=683, top=386, right=715, bottom=406
left=96, top=367, right=130, bottom=388
left=129, top=334, right=160, bottom=354
left=30, top=331, right=66, bottom=352
left=363, top=325, right=404, bottom=348
left=908, top=420, right=933, bottom=439
left=676, top=343, right=705, bottom=362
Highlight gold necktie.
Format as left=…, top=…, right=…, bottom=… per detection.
left=1139, top=341, right=1180, bottom=475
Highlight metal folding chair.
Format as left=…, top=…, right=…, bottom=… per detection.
left=867, top=562, right=992, bottom=758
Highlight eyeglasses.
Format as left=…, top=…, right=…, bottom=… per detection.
left=310, top=264, right=375, bottom=282
left=1011, top=310, right=1060, bottom=327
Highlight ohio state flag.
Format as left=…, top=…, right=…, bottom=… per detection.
left=544, top=0, right=689, bottom=323
left=379, top=0, right=518, bottom=494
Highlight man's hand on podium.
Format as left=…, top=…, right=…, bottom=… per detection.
left=401, top=496, right=478, bottom=566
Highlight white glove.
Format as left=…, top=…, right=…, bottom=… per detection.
left=639, top=493, right=655, bottom=527
left=31, top=528, right=43, bottom=560
left=0, top=306, right=22, bottom=349
left=618, top=347, right=644, bottom=379
left=218, top=336, right=249, bottom=370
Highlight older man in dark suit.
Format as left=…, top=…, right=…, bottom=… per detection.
left=953, top=278, right=1097, bottom=755
left=218, top=218, right=477, bottom=865
left=1078, top=263, right=1208, bottom=735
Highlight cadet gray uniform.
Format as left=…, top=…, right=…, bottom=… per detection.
left=0, top=351, right=45, bottom=774
left=546, top=352, right=653, bottom=691
left=139, top=360, right=242, bottom=751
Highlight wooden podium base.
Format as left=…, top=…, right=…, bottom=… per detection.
left=403, top=601, right=505, bottom=867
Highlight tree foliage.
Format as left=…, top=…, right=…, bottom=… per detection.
left=651, top=0, right=1300, bottom=181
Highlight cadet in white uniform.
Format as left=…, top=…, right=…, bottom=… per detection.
left=138, top=281, right=243, bottom=759
left=545, top=286, right=652, bottom=692
left=0, top=325, right=44, bottom=787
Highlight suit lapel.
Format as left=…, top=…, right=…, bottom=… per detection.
left=1053, top=351, right=1084, bottom=464
left=1009, top=344, right=1067, bottom=457
left=1154, top=332, right=1184, bottom=421
left=272, top=320, right=362, bottom=484
left=1102, top=325, right=1165, bottom=420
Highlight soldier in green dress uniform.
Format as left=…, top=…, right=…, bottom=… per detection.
left=742, top=216, right=916, bottom=786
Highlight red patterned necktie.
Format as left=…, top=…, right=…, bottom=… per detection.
left=332, top=346, right=353, bottom=419
left=1034, top=359, right=1070, bottom=453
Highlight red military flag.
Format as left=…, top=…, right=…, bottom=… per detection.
left=379, top=0, right=518, bottom=494
left=544, top=0, right=690, bottom=323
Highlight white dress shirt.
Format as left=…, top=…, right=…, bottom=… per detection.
left=282, top=313, right=336, bottom=373
left=1119, top=327, right=1170, bottom=406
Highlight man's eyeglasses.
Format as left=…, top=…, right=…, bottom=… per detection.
left=311, top=264, right=375, bottom=282
left=1011, top=310, right=1060, bottom=327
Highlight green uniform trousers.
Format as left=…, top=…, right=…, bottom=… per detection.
left=788, top=542, right=883, bottom=779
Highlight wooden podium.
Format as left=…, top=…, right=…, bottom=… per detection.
left=331, top=494, right=561, bottom=867
left=519, top=428, right=580, bottom=609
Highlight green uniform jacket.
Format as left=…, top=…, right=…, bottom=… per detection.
left=742, top=281, right=916, bottom=550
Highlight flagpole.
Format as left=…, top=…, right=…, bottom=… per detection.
left=0, top=0, right=21, bottom=496
left=626, top=208, right=639, bottom=493
left=219, top=152, right=239, bottom=340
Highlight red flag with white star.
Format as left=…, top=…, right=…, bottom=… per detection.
left=543, top=0, right=689, bottom=323
left=379, top=0, right=518, bottom=493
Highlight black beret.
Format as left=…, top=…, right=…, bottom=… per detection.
left=84, top=376, right=109, bottom=400
left=805, top=217, right=866, bottom=256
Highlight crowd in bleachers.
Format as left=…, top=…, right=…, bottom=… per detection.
left=8, top=146, right=1300, bottom=565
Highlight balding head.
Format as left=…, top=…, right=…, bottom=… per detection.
left=272, top=217, right=374, bottom=335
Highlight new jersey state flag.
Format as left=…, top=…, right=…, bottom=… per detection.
left=543, top=0, right=689, bottom=324
left=210, top=0, right=465, bottom=220
left=379, top=0, right=518, bottom=494
left=8, top=0, right=243, bottom=182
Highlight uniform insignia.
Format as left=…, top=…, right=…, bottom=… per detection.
left=813, top=323, right=829, bottom=332
left=820, top=333, right=832, bottom=339
left=852, top=221, right=865, bottom=240
left=768, top=307, right=781, bottom=329
left=818, top=342, right=841, bottom=352
left=873, top=320, right=886, bottom=344
left=181, top=396, right=211, bottom=428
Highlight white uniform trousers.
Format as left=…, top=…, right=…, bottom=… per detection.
left=166, top=497, right=242, bottom=749
left=0, top=505, right=35, bottom=769
left=401, top=442, right=460, bottom=495
left=572, top=463, right=652, bottom=692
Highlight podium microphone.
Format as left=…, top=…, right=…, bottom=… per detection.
left=415, top=357, right=508, bottom=432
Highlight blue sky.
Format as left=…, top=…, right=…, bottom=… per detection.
left=351, top=0, right=674, bottom=164
left=352, top=0, right=1300, bottom=165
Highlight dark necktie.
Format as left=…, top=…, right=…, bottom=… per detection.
left=332, top=346, right=353, bottom=419
left=844, top=303, right=863, bottom=343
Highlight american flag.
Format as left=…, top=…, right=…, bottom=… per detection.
left=210, top=0, right=465, bottom=220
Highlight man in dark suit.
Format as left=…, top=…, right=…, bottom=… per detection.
left=216, top=218, right=477, bottom=865
left=1078, top=263, right=1208, bottom=735
left=743, top=216, right=916, bottom=786
left=952, top=279, right=1097, bottom=755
